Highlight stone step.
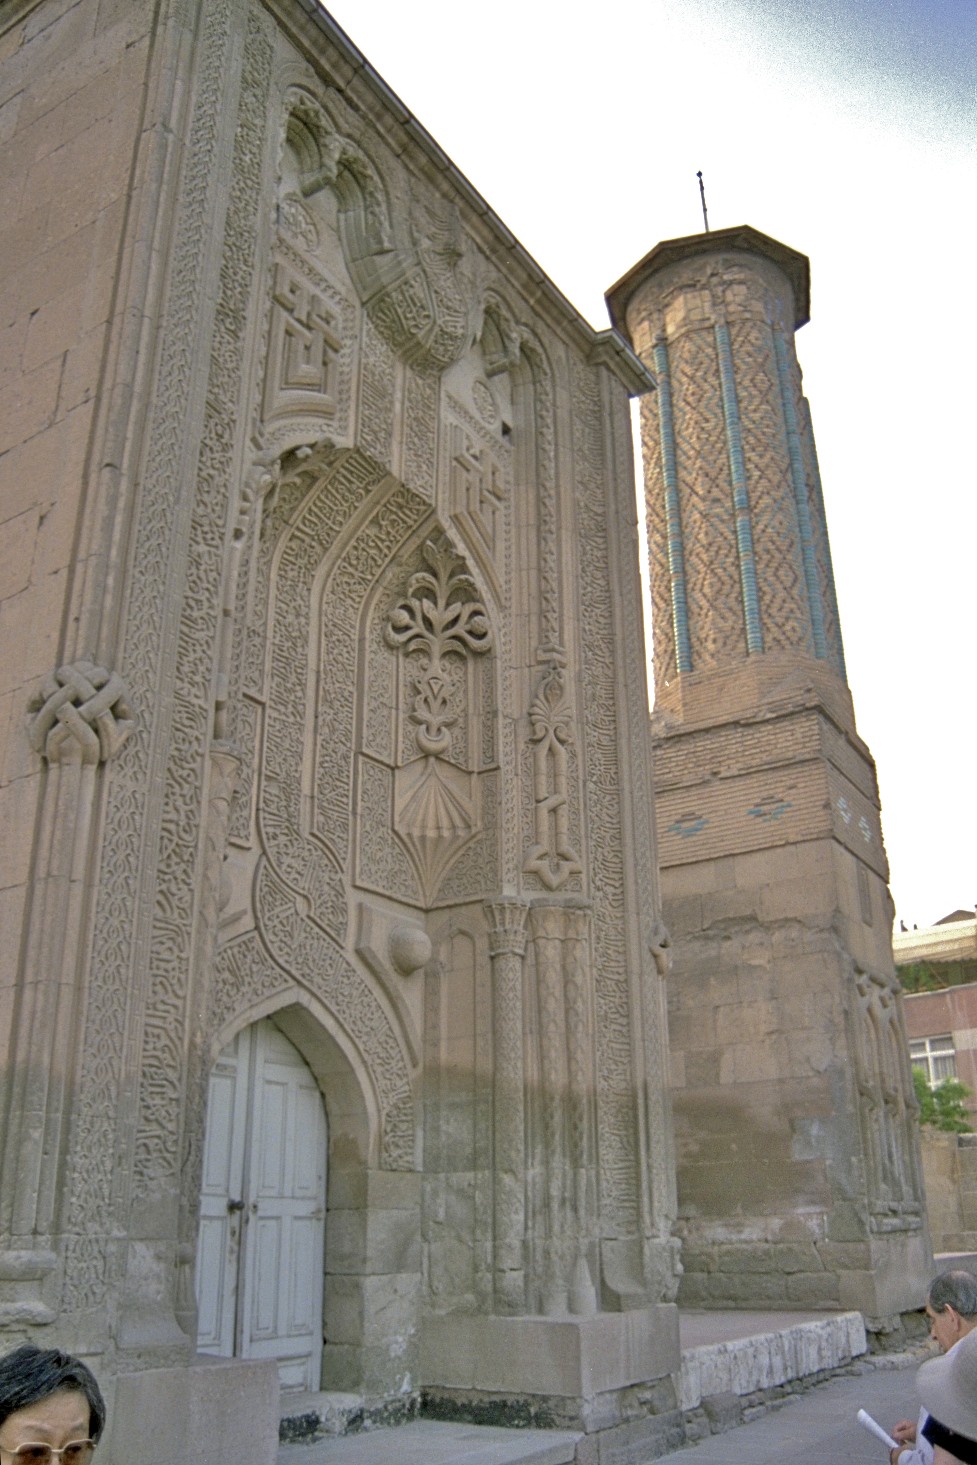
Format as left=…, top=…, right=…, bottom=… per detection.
left=276, top=1310, right=871, bottom=1461
left=677, top=1308, right=869, bottom=1410
left=279, top=1391, right=369, bottom=1444
left=277, top=1419, right=581, bottom=1465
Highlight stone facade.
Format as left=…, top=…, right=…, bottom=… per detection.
left=918, top=1132, right=977, bottom=1254
left=0, top=2, right=678, bottom=1461
left=607, top=228, right=932, bottom=1323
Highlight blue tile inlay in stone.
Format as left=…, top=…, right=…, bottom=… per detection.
left=747, top=797, right=793, bottom=822
left=653, top=338, right=693, bottom=674
left=774, top=329, right=827, bottom=660
left=714, top=322, right=763, bottom=654
left=668, top=812, right=708, bottom=838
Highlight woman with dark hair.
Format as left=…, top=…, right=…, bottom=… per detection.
left=0, top=1346, right=105, bottom=1464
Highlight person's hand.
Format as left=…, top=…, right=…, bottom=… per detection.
left=890, top=1448, right=908, bottom=1465
left=893, top=1421, right=917, bottom=1445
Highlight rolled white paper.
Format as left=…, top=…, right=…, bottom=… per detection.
left=857, top=1408, right=900, bottom=1452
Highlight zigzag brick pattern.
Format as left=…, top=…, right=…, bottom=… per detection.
left=669, top=326, right=745, bottom=671
left=641, top=392, right=680, bottom=687
left=729, top=318, right=812, bottom=655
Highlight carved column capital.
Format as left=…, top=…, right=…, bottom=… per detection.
left=29, top=661, right=134, bottom=765
left=484, top=898, right=529, bottom=958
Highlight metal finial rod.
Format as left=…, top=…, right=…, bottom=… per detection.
left=697, top=170, right=710, bottom=233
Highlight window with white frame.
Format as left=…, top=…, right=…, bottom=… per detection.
left=910, top=1034, right=957, bottom=1087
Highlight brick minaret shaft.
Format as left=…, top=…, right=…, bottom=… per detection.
left=607, top=227, right=931, bottom=1322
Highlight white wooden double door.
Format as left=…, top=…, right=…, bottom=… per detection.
left=196, top=1019, right=327, bottom=1391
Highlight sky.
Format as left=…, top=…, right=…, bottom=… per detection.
left=321, top=0, right=976, bottom=930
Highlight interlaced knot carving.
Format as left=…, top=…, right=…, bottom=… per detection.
left=385, top=533, right=492, bottom=757
left=29, top=661, right=135, bottom=765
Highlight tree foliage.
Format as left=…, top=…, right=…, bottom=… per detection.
left=913, top=1065, right=974, bottom=1134
left=897, top=959, right=977, bottom=994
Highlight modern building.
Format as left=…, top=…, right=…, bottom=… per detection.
left=897, top=911, right=977, bottom=1121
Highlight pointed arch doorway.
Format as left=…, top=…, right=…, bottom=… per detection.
left=196, top=1018, right=327, bottom=1392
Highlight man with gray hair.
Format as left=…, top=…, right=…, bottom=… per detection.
left=890, top=1269, right=977, bottom=1465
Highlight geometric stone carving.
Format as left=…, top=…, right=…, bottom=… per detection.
left=28, top=660, right=134, bottom=764
left=448, top=419, right=505, bottom=564
left=523, top=660, right=582, bottom=891
left=262, top=260, right=342, bottom=422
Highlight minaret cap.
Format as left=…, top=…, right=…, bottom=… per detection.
left=606, top=224, right=811, bottom=336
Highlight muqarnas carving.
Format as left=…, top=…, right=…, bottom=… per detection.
left=380, top=532, right=496, bottom=905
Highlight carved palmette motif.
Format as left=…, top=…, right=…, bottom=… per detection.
left=384, top=533, right=495, bottom=904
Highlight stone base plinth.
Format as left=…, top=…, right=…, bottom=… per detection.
left=678, top=1309, right=866, bottom=1410
left=107, top=1355, right=280, bottom=1465
left=844, top=1230, right=934, bottom=1322
left=421, top=1307, right=680, bottom=1429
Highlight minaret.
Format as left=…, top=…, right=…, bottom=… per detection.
left=607, top=227, right=931, bottom=1323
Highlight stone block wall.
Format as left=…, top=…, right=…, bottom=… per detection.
left=0, top=0, right=154, bottom=1002
left=919, top=1131, right=977, bottom=1253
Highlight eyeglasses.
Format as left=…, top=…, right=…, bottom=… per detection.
left=2, top=1444, right=95, bottom=1464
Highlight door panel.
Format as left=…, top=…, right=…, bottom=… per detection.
left=196, top=1038, right=248, bottom=1356
left=196, top=1020, right=327, bottom=1391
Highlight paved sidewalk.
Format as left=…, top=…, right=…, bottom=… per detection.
left=277, top=1357, right=923, bottom=1463
left=653, top=1356, right=920, bottom=1462
left=278, top=1420, right=580, bottom=1464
